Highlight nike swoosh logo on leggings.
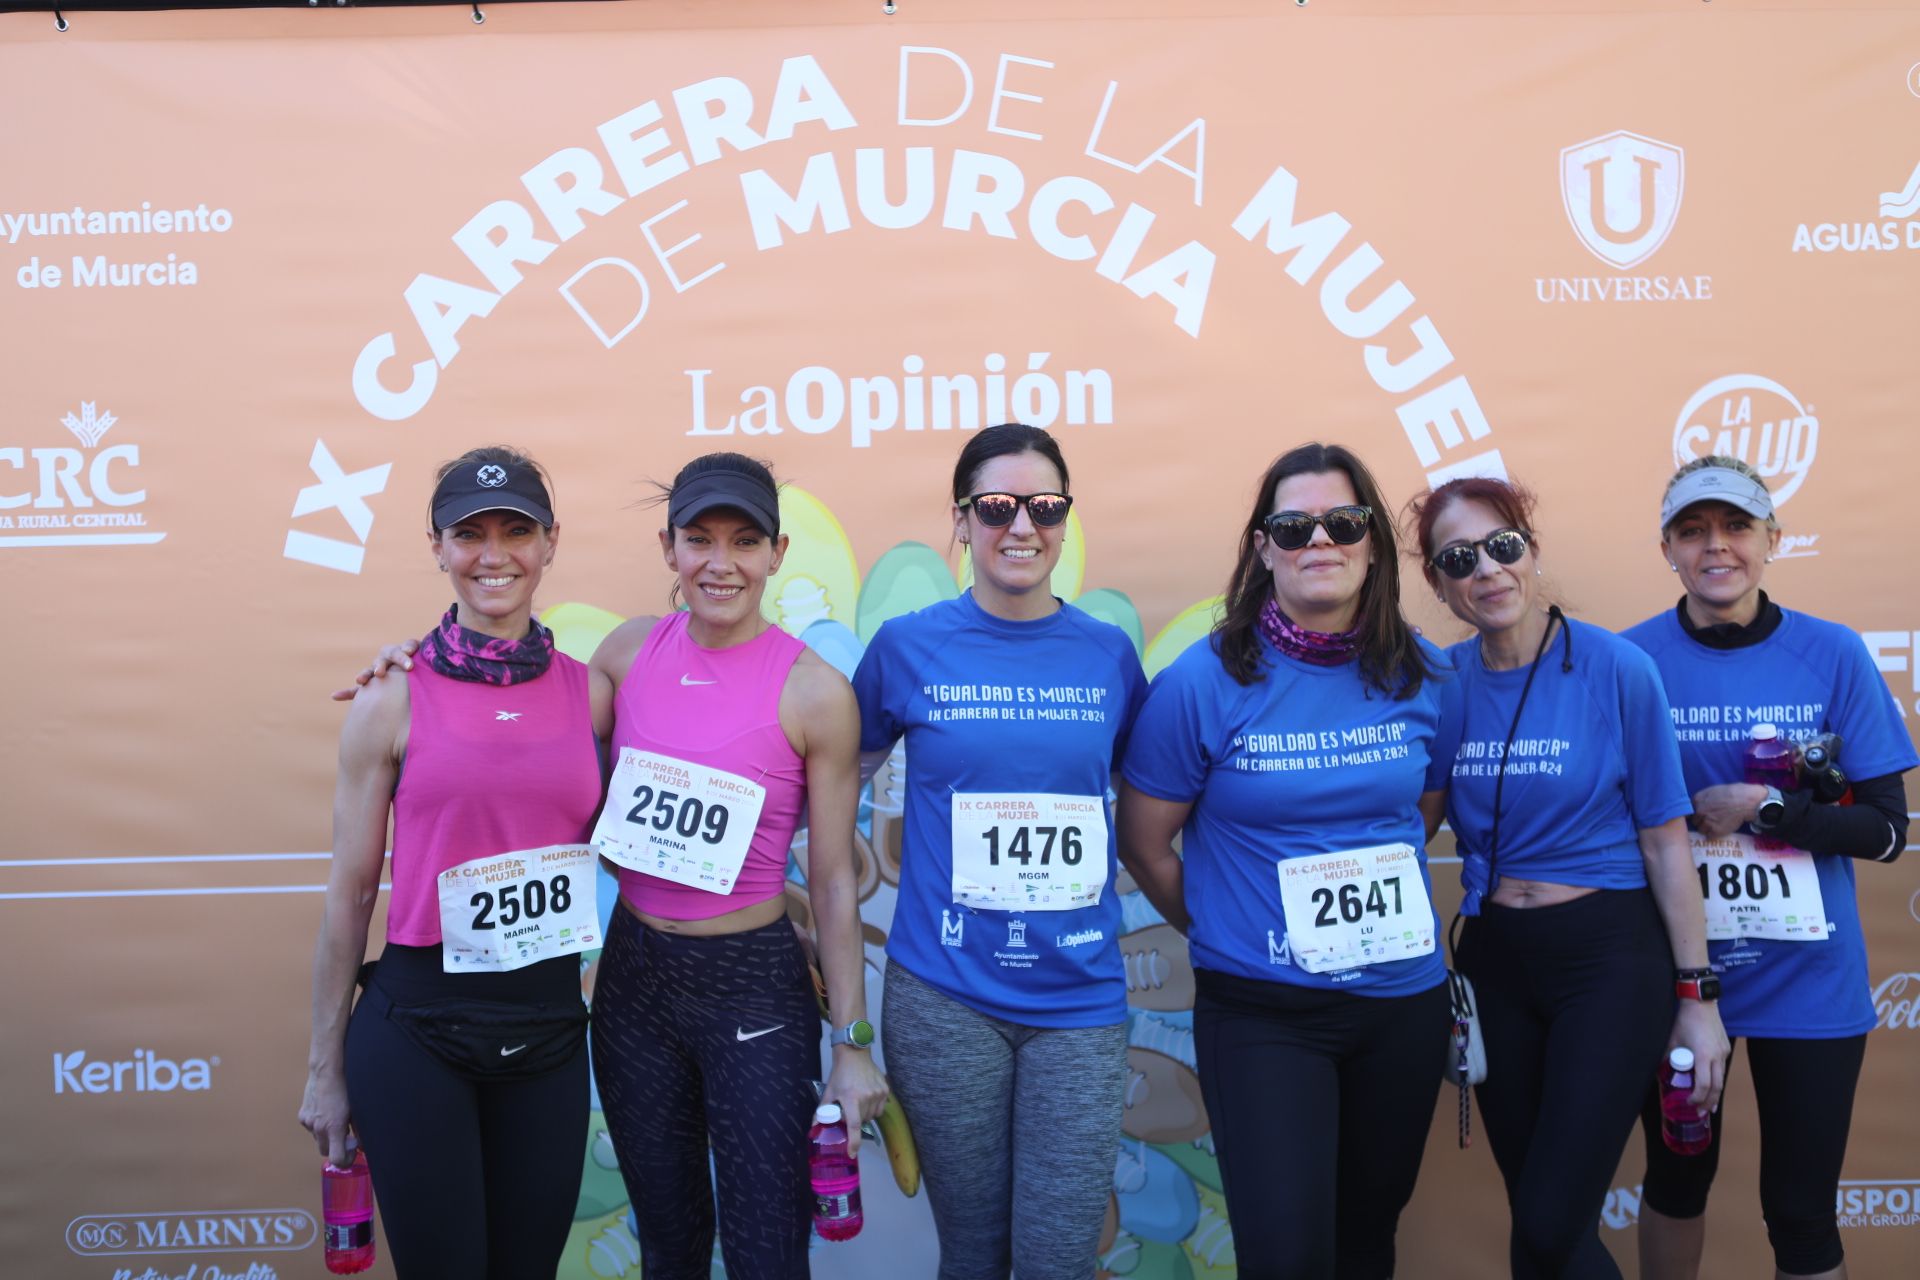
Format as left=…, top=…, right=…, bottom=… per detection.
left=736, top=1025, right=785, bottom=1042
left=500, top=1044, right=528, bottom=1056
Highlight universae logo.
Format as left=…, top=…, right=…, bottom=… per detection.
left=1537, top=131, right=1709, bottom=303
left=0, top=401, right=166, bottom=548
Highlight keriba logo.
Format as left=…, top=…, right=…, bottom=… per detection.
left=1560, top=131, right=1685, bottom=270
left=54, top=1048, right=218, bottom=1094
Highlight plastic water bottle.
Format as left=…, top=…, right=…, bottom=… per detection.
left=1743, top=722, right=1799, bottom=789
left=1659, top=1047, right=1711, bottom=1156
left=322, top=1149, right=376, bottom=1274
left=809, top=1103, right=863, bottom=1241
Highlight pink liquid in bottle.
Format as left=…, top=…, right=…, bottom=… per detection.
left=809, top=1103, right=864, bottom=1242
left=322, top=1149, right=376, bottom=1274
left=1659, top=1047, right=1712, bottom=1157
left=1744, top=723, right=1798, bottom=852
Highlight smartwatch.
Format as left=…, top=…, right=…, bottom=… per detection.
left=1753, top=786, right=1787, bottom=832
left=1674, top=967, right=1721, bottom=1002
left=829, top=1019, right=875, bottom=1050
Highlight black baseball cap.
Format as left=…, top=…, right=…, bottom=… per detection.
left=431, top=458, right=555, bottom=529
left=667, top=469, right=780, bottom=536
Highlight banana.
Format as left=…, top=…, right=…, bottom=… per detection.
left=875, top=1095, right=921, bottom=1197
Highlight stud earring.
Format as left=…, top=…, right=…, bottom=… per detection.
left=1535, top=566, right=1542, bottom=577
left=1668, top=563, right=1678, bottom=572
left=1765, top=555, right=1774, bottom=563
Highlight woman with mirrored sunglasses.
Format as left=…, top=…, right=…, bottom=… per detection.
left=1407, top=475, right=1725, bottom=1280
left=852, top=424, right=1147, bottom=1280
left=1628, top=457, right=1915, bottom=1280
left=1117, top=442, right=1460, bottom=1280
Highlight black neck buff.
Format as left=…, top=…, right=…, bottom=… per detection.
left=417, top=604, right=555, bottom=685
left=1677, top=590, right=1782, bottom=651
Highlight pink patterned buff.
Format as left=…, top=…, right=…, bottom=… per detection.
left=416, top=604, right=555, bottom=686
left=1258, top=597, right=1361, bottom=666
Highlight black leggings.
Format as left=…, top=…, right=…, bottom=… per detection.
left=1457, top=889, right=1675, bottom=1279
left=1640, top=1033, right=1868, bottom=1276
left=591, top=905, right=819, bottom=1280
left=1192, top=968, right=1450, bottom=1280
left=342, top=945, right=589, bottom=1280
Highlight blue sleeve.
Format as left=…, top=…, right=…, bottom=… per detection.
left=1109, top=641, right=1151, bottom=772
left=851, top=620, right=910, bottom=753
left=1121, top=644, right=1218, bottom=803
left=1616, top=645, right=1694, bottom=829
left=1424, top=664, right=1463, bottom=793
left=1830, top=627, right=1920, bottom=779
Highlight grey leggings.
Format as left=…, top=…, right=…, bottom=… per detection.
left=882, top=961, right=1129, bottom=1280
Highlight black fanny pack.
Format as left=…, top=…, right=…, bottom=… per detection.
left=361, top=962, right=587, bottom=1081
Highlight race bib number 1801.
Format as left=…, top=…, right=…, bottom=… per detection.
left=1690, top=832, right=1828, bottom=942
left=1276, top=843, right=1435, bottom=974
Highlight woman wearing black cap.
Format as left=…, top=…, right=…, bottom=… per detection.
left=300, top=445, right=603, bottom=1279
left=1628, top=456, right=1916, bottom=1280
left=584, top=451, right=885, bottom=1279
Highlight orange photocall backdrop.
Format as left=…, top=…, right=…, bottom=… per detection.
left=4, top=2, right=1919, bottom=1277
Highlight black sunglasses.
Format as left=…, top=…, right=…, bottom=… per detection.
left=1262, top=505, right=1373, bottom=551
left=960, top=492, right=1073, bottom=528
left=1429, top=528, right=1532, bottom=580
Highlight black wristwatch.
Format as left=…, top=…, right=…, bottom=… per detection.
left=1675, top=967, right=1721, bottom=1002
left=1753, top=786, right=1787, bottom=831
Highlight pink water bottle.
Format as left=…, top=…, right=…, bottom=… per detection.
left=1659, top=1047, right=1711, bottom=1156
left=322, top=1148, right=376, bottom=1274
left=1744, top=723, right=1798, bottom=851
left=809, top=1103, right=864, bottom=1241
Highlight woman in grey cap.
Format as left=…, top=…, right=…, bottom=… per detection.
left=1626, top=455, right=1916, bottom=1280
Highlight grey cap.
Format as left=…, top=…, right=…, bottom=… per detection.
left=1660, top=465, right=1773, bottom=531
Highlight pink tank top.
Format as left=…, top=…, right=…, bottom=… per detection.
left=612, top=612, right=807, bottom=920
left=387, top=655, right=601, bottom=945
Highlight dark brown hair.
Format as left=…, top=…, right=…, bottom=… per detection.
left=951, top=423, right=1069, bottom=501
left=1214, top=442, right=1431, bottom=698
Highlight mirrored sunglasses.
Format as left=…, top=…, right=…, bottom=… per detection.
left=1263, top=505, right=1373, bottom=551
left=961, top=492, right=1073, bottom=528
left=1429, top=528, right=1532, bottom=580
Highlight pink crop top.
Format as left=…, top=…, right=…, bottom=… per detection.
left=387, top=655, right=601, bottom=945
left=611, top=612, right=807, bottom=920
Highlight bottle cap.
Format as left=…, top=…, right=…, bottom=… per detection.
left=1669, top=1046, right=1695, bottom=1070
left=814, top=1103, right=843, bottom=1124
left=1750, top=723, right=1778, bottom=741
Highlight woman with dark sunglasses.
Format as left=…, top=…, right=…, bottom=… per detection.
left=1407, top=475, right=1726, bottom=1280
left=1628, top=457, right=1914, bottom=1280
left=852, top=423, right=1148, bottom=1280
left=1116, top=442, right=1459, bottom=1280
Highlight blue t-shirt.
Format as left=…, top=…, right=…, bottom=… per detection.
left=853, top=592, right=1148, bottom=1027
left=1446, top=617, right=1692, bottom=912
left=1623, top=606, right=1919, bottom=1038
left=1121, top=633, right=1459, bottom=995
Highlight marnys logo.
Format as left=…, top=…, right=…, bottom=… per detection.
left=1790, top=160, right=1920, bottom=254
left=1539, top=131, right=1709, bottom=303
left=1672, top=375, right=1819, bottom=511
left=67, top=1210, right=314, bottom=1258
left=1, top=401, right=166, bottom=549
left=1872, top=971, right=1920, bottom=1031
left=54, top=1048, right=218, bottom=1094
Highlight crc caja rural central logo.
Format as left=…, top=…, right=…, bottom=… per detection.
left=0, top=401, right=165, bottom=547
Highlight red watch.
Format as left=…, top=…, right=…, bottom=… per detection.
left=1675, top=968, right=1721, bottom=1002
